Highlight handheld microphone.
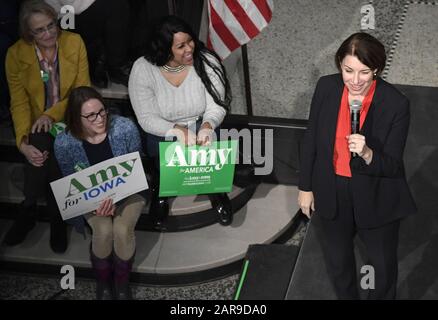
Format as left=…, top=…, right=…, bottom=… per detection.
left=349, top=100, right=362, bottom=157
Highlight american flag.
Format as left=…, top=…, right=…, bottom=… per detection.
left=207, top=0, right=274, bottom=60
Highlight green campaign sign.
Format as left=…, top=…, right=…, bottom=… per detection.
left=159, top=140, right=238, bottom=197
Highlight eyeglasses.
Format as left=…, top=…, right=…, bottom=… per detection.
left=81, top=108, right=108, bottom=122
left=31, top=20, right=58, bottom=37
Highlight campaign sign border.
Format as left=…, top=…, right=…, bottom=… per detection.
left=50, top=151, right=148, bottom=221
left=158, top=140, right=238, bottom=197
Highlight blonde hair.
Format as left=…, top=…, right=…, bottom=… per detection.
left=19, top=0, right=58, bottom=43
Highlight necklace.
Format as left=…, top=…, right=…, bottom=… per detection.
left=162, top=64, right=186, bottom=73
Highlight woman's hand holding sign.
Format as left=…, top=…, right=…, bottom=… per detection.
left=171, top=125, right=197, bottom=146
left=197, top=122, right=214, bottom=146
left=95, top=198, right=115, bottom=216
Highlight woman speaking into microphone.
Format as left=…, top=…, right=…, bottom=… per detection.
left=297, top=32, right=417, bottom=299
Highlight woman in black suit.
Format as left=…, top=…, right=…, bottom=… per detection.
left=298, top=32, right=416, bottom=299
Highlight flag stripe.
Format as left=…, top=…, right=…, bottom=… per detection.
left=253, top=0, right=273, bottom=23
left=207, top=0, right=273, bottom=60
left=212, top=0, right=251, bottom=45
left=207, top=34, right=212, bottom=50
left=237, top=0, right=269, bottom=31
left=207, top=4, right=218, bottom=55
left=224, top=0, right=260, bottom=39
left=209, top=3, right=241, bottom=52
left=207, top=3, right=232, bottom=60
left=208, top=24, right=232, bottom=59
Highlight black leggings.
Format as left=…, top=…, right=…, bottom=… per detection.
left=24, top=132, right=62, bottom=223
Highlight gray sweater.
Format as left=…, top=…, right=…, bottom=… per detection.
left=128, top=56, right=226, bottom=137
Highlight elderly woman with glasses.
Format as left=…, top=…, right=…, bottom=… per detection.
left=54, top=86, right=146, bottom=300
left=3, top=0, right=89, bottom=253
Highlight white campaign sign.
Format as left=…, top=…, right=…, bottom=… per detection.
left=50, top=152, right=148, bottom=220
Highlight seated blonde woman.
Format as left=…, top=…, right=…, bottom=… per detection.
left=4, top=0, right=89, bottom=253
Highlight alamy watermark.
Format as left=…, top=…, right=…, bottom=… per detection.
left=59, top=5, right=75, bottom=30
left=164, top=126, right=274, bottom=176
left=361, top=4, right=375, bottom=30
left=360, top=265, right=375, bottom=290
left=60, top=265, right=75, bottom=290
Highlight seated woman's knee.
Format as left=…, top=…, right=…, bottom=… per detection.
left=28, top=132, right=54, bottom=151
left=91, top=218, right=113, bottom=240
left=113, top=221, right=133, bottom=244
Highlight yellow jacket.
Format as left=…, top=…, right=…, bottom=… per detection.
left=6, top=31, right=90, bottom=148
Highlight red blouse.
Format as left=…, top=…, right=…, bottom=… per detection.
left=333, top=80, right=376, bottom=177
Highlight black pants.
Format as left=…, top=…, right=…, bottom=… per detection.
left=24, top=132, right=63, bottom=224
left=73, top=0, right=130, bottom=69
left=315, top=175, right=400, bottom=300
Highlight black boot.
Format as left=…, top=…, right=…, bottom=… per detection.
left=49, top=215, right=68, bottom=254
left=47, top=179, right=68, bottom=253
left=113, top=253, right=134, bottom=300
left=149, top=160, right=169, bottom=231
left=3, top=202, right=37, bottom=246
left=90, top=249, right=114, bottom=300
left=208, top=193, right=233, bottom=226
left=150, top=197, right=169, bottom=231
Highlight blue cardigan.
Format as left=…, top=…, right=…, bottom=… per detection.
left=54, top=115, right=144, bottom=233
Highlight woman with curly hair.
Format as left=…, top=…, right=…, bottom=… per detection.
left=129, top=15, right=233, bottom=230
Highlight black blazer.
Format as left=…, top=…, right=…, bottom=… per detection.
left=299, top=74, right=417, bottom=228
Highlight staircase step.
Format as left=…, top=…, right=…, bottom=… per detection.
left=0, top=183, right=299, bottom=285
